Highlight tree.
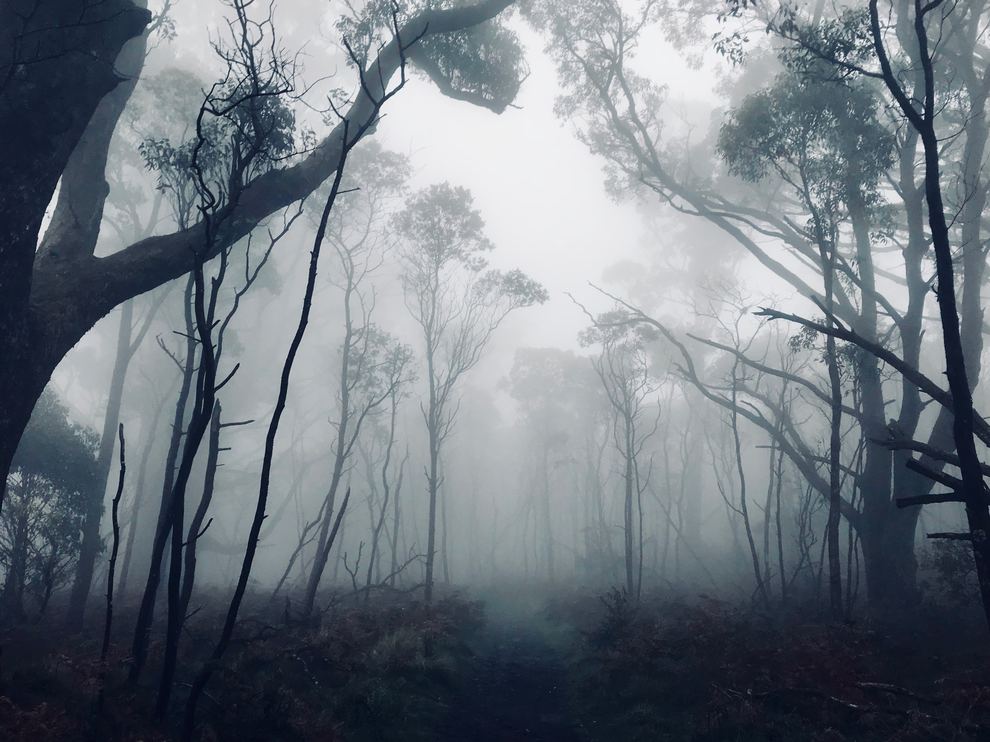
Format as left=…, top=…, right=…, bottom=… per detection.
left=295, top=144, right=413, bottom=619
left=301, top=327, right=414, bottom=617
left=396, top=183, right=547, bottom=601
left=0, top=0, right=523, bottom=507
left=1, top=391, right=99, bottom=621
left=865, top=0, right=990, bottom=629
left=128, top=4, right=302, bottom=697
left=178, top=4, right=464, bottom=723
left=527, top=0, right=990, bottom=618
left=582, top=314, right=661, bottom=600
left=65, top=58, right=192, bottom=634
left=718, top=72, right=894, bottom=617
left=507, top=347, right=596, bottom=582
left=757, top=0, right=990, bottom=626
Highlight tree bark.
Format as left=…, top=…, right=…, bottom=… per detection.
left=129, top=277, right=195, bottom=683
left=178, top=402, right=222, bottom=620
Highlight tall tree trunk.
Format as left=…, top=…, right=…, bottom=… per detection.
left=541, top=443, right=555, bottom=582
left=819, top=227, right=843, bottom=619
left=67, top=300, right=134, bottom=630
left=870, top=0, right=990, bottom=625
left=365, top=395, right=401, bottom=601
left=300, top=276, right=357, bottom=618
left=623, top=414, right=635, bottom=596
left=118, top=378, right=174, bottom=597
left=129, top=277, right=195, bottom=684
left=178, top=402, right=222, bottom=619
left=424, top=413, right=441, bottom=602
left=156, top=248, right=222, bottom=716
left=730, top=363, right=770, bottom=609
left=440, top=463, right=451, bottom=585
left=182, top=146, right=356, bottom=733
left=0, top=1, right=149, bottom=507
left=388, top=449, right=406, bottom=587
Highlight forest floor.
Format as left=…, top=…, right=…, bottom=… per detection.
left=438, top=590, right=582, bottom=741
left=2, top=586, right=990, bottom=740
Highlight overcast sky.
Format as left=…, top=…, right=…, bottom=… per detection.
left=53, top=1, right=814, bottom=420
left=156, top=2, right=730, bottom=352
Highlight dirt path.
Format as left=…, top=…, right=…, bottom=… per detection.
left=438, top=596, right=583, bottom=741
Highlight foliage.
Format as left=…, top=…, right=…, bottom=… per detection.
left=579, top=309, right=660, bottom=349
left=1, top=391, right=99, bottom=619
left=718, top=71, right=894, bottom=218
left=552, top=592, right=990, bottom=742
left=415, top=11, right=527, bottom=113
left=139, top=83, right=297, bottom=224
left=336, top=0, right=526, bottom=113
left=187, top=595, right=484, bottom=741
left=139, top=1, right=301, bottom=231
left=472, top=267, right=549, bottom=311
left=396, top=181, right=548, bottom=393
left=394, top=182, right=494, bottom=272
left=589, top=586, right=636, bottom=648
left=343, top=325, right=416, bottom=406
left=522, top=0, right=672, bottom=198
left=0, top=593, right=485, bottom=741
left=507, top=347, right=593, bottom=402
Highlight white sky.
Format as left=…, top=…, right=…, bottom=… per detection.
left=156, top=2, right=734, bottom=355
left=57, top=1, right=819, bottom=418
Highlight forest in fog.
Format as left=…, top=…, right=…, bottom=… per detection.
left=3, top=0, right=990, bottom=739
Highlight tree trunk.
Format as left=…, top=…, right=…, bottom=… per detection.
left=66, top=300, right=134, bottom=631
left=118, top=377, right=174, bottom=597
left=179, top=402, right=222, bottom=619
left=129, top=277, right=195, bottom=684
left=541, top=443, right=555, bottom=582
left=424, top=417, right=441, bottom=602
left=820, top=229, right=843, bottom=620
left=623, top=414, right=635, bottom=597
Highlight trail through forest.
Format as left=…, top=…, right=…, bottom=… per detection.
left=440, top=594, right=582, bottom=742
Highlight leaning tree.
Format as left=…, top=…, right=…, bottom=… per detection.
left=0, top=0, right=523, bottom=504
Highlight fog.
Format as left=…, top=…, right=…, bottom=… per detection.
left=4, top=0, right=990, bottom=739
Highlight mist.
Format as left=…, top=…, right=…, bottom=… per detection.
left=3, top=0, right=990, bottom=739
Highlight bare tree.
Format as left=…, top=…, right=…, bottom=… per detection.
left=364, top=381, right=414, bottom=603
left=180, top=4, right=433, bottom=730
left=582, top=315, right=661, bottom=600
left=126, top=1, right=303, bottom=708
left=396, top=183, right=548, bottom=601
left=298, top=147, right=412, bottom=619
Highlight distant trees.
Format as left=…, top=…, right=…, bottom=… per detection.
left=507, top=347, right=595, bottom=582
left=582, top=316, right=661, bottom=600
left=530, top=0, right=990, bottom=623
left=299, top=148, right=415, bottom=620
left=396, top=183, right=547, bottom=601
left=301, top=327, right=414, bottom=617
left=360, top=384, right=413, bottom=601
left=717, top=73, right=894, bottom=617
left=1, top=391, right=99, bottom=621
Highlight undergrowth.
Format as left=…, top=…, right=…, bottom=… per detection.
left=0, top=593, right=484, bottom=742
left=547, top=591, right=990, bottom=741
